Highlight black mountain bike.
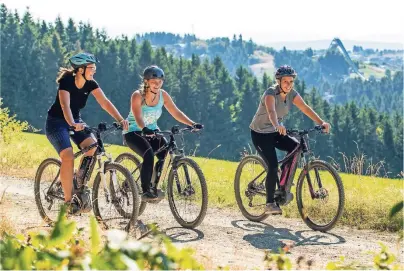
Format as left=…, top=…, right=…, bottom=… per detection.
left=34, top=122, right=139, bottom=231
left=115, top=125, right=208, bottom=229
left=234, top=126, right=345, bottom=232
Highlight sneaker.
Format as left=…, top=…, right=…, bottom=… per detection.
left=151, top=187, right=165, bottom=199
left=141, top=191, right=158, bottom=202
left=265, top=202, right=282, bottom=215
left=64, top=200, right=81, bottom=215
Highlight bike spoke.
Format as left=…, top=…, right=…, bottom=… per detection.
left=36, top=161, right=65, bottom=223
left=237, top=157, right=267, bottom=218
left=300, top=165, right=341, bottom=228
left=171, top=164, right=203, bottom=223
left=94, top=165, right=137, bottom=231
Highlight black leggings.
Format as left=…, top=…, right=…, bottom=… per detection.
left=124, top=131, right=168, bottom=192
left=251, top=130, right=299, bottom=203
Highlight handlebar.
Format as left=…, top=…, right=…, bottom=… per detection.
left=287, top=125, right=325, bottom=136
left=68, top=122, right=122, bottom=135
left=153, top=125, right=200, bottom=138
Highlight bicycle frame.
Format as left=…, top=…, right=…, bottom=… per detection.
left=249, top=126, right=324, bottom=203
left=127, top=126, right=194, bottom=190
left=46, top=123, right=120, bottom=202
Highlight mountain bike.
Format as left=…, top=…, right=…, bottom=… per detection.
left=115, top=125, right=208, bottom=229
left=234, top=125, right=345, bottom=232
left=34, top=122, right=139, bottom=231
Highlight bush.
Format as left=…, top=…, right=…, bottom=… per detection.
left=0, top=206, right=204, bottom=270
left=0, top=98, right=31, bottom=144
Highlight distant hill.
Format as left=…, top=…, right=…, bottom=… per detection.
left=266, top=40, right=403, bottom=50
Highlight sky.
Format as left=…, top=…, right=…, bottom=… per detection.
left=3, top=0, right=404, bottom=46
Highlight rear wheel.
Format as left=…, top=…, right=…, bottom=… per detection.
left=234, top=155, right=269, bottom=222
left=34, top=158, right=64, bottom=225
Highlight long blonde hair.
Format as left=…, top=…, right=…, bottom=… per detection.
left=56, top=67, right=76, bottom=83
left=138, top=81, right=148, bottom=105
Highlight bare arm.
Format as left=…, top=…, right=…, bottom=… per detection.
left=59, top=90, right=75, bottom=126
left=162, top=90, right=194, bottom=126
left=92, top=88, right=125, bottom=122
left=264, top=95, right=281, bottom=128
left=293, top=94, right=324, bottom=125
left=130, top=91, right=147, bottom=129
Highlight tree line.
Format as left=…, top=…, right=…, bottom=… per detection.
left=1, top=4, right=402, bottom=177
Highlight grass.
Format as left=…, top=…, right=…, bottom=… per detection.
left=249, top=51, right=275, bottom=80
left=358, top=64, right=386, bottom=79
left=0, top=191, right=15, bottom=236
left=1, top=132, right=403, bottom=231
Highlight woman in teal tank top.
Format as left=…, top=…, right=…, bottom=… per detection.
left=123, top=65, right=204, bottom=202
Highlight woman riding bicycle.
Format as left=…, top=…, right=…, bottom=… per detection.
left=123, top=65, right=203, bottom=202
left=249, top=65, right=331, bottom=215
left=45, top=52, right=129, bottom=214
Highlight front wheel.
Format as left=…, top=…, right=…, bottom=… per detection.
left=296, top=160, right=345, bottom=232
left=167, top=157, right=208, bottom=228
left=92, top=162, right=139, bottom=231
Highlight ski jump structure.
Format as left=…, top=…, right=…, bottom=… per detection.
left=328, top=38, right=366, bottom=80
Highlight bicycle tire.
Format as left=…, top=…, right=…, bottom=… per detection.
left=92, top=162, right=139, bottom=231
left=234, top=155, right=270, bottom=222
left=296, top=160, right=345, bottom=232
left=114, top=152, right=147, bottom=216
left=34, top=158, right=63, bottom=225
left=167, top=157, right=208, bottom=228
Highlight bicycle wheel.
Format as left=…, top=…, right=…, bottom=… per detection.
left=234, top=155, right=269, bottom=222
left=92, top=162, right=139, bottom=231
left=167, top=157, right=208, bottom=228
left=296, top=160, right=345, bottom=232
left=34, top=158, right=64, bottom=225
left=114, top=152, right=147, bottom=216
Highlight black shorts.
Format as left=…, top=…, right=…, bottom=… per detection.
left=45, top=115, right=93, bottom=154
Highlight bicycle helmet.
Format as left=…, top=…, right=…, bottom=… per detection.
left=69, top=52, right=99, bottom=69
left=143, top=65, right=165, bottom=80
left=275, top=65, right=297, bottom=79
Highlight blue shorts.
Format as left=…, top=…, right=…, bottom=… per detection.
left=45, top=115, right=94, bottom=154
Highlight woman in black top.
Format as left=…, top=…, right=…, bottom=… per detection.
left=46, top=52, right=128, bottom=214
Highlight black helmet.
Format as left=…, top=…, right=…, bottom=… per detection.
left=143, top=65, right=165, bottom=80
left=275, top=65, right=297, bottom=79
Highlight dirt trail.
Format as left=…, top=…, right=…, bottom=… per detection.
left=1, top=176, right=402, bottom=269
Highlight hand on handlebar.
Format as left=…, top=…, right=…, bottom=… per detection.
left=119, top=119, right=129, bottom=131
left=320, top=122, right=331, bottom=134
left=192, top=123, right=204, bottom=131
left=73, top=122, right=86, bottom=132
left=142, top=127, right=155, bottom=137
left=275, top=124, right=287, bottom=136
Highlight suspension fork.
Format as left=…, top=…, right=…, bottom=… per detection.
left=301, top=154, right=317, bottom=199
left=170, top=153, right=185, bottom=194
left=98, top=155, right=112, bottom=202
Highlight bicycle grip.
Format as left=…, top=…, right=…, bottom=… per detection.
left=68, top=126, right=75, bottom=135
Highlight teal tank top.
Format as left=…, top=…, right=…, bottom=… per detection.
left=123, top=91, right=164, bottom=134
